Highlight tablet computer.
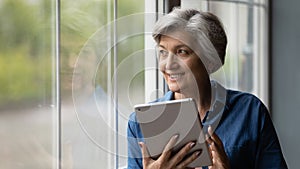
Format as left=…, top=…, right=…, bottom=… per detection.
left=134, top=98, right=212, bottom=168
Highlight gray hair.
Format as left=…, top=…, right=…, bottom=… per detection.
left=152, top=8, right=227, bottom=74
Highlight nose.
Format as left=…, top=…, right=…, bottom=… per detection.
left=165, top=52, right=178, bottom=70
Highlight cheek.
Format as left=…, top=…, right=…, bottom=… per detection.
left=158, top=60, right=165, bottom=71
left=188, top=60, right=206, bottom=76
left=192, top=66, right=208, bottom=81
left=183, top=60, right=197, bottom=73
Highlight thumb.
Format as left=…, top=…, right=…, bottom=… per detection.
left=139, top=142, right=151, bottom=158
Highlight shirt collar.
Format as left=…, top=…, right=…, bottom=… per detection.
left=202, top=80, right=227, bottom=134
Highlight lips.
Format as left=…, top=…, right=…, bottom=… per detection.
left=168, top=73, right=185, bottom=81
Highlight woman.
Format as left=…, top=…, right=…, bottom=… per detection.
left=127, top=8, right=287, bottom=169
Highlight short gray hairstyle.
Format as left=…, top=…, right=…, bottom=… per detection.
left=153, top=8, right=227, bottom=74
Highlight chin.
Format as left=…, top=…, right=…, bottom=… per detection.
left=168, top=84, right=183, bottom=93
left=168, top=86, right=180, bottom=92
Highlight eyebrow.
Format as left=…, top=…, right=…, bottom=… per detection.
left=158, top=44, right=190, bottom=50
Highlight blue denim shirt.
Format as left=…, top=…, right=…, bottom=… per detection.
left=127, top=82, right=287, bottom=169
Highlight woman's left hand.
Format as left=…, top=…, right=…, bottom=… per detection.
left=206, top=126, right=230, bottom=169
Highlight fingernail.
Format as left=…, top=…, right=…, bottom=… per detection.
left=195, top=150, right=202, bottom=156
left=208, top=125, right=213, bottom=133
left=138, top=142, right=143, bottom=148
left=173, top=134, right=179, bottom=140
left=190, top=142, right=195, bottom=148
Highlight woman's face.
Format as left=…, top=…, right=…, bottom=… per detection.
left=158, top=34, right=209, bottom=94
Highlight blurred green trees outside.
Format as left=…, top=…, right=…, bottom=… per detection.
left=0, top=0, right=144, bottom=108
left=0, top=0, right=53, bottom=107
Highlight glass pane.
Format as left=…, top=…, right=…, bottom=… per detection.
left=61, top=0, right=114, bottom=168
left=61, top=0, right=144, bottom=168
left=0, top=0, right=57, bottom=168
left=116, top=3, right=145, bottom=167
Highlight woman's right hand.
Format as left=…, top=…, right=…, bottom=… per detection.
left=139, top=134, right=202, bottom=169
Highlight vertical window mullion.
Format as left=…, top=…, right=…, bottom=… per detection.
left=113, top=0, right=119, bottom=168
left=55, top=0, right=61, bottom=168
left=144, top=0, right=159, bottom=102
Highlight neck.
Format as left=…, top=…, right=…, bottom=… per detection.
left=174, top=81, right=211, bottom=120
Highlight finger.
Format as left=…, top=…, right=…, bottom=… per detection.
left=206, top=128, right=223, bottom=165
left=208, top=126, right=223, bottom=146
left=169, top=142, right=196, bottom=166
left=206, top=131, right=230, bottom=168
left=139, top=142, right=152, bottom=164
left=211, top=146, right=230, bottom=167
left=207, top=126, right=224, bottom=154
left=208, top=138, right=223, bottom=158
left=208, top=125, right=213, bottom=136
left=210, top=150, right=226, bottom=168
left=160, top=134, right=179, bottom=159
left=206, top=133, right=213, bottom=144
left=176, top=150, right=202, bottom=168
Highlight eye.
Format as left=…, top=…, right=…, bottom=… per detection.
left=176, top=49, right=190, bottom=57
left=158, top=49, right=168, bottom=58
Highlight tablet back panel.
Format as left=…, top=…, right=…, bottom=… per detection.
left=135, top=98, right=212, bottom=167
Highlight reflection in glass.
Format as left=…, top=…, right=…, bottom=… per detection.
left=61, top=0, right=144, bottom=168
left=0, top=0, right=57, bottom=168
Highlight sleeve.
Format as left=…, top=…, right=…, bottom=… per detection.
left=127, top=113, right=143, bottom=169
left=255, top=104, right=288, bottom=169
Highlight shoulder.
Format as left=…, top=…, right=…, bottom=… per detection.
left=129, top=111, right=137, bottom=122
left=223, top=89, right=270, bottom=127
left=226, top=89, right=267, bottom=112
left=128, top=112, right=139, bottom=134
left=226, top=89, right=262, bottom=104
left=219, top=89, right=271, bottom=142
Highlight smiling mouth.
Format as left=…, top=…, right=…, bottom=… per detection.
left=168, top=73, right=185, bottom=80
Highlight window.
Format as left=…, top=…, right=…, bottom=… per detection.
left=0, top=0, right=269, bottom=168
